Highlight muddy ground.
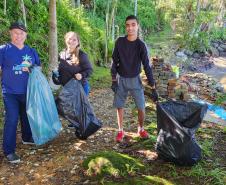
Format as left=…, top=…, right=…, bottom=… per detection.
left=0, top=88, right=226, bottom=185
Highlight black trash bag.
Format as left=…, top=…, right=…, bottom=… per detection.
left=156, top=100, right=207, bottom=166
left=56, top=79, right=102, bottom=139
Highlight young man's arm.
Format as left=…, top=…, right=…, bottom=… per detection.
left=110, top=39, right=120, bottom=92
left=140, top=42, right=155, bottom=87
left=111, top=39, right=120, bottom=80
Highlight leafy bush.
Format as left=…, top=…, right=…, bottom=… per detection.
left=0, top=0, right=105, bottom=74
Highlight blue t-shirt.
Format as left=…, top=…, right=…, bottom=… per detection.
left=0, top=43, right=41, bottom=94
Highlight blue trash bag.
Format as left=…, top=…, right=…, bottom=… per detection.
left=26, top=66, right=62, bottom=145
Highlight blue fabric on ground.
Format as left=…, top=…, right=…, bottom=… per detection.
left=194, top=99, right=226, bottom=121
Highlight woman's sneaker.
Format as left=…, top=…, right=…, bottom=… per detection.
left=6, top=153, right=21, bottom=164
left=116, top=131, right=125, bottom=143
left=67, top=123, right=76, bottom=129
left=22, top=138, right=35, bottom=145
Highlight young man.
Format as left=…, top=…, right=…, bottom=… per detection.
left=0, top=22, right=41, bottom=163
left=111, top=15, right=158, bottom=142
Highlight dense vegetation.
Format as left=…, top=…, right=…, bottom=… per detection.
left=0, top=1, right=225, bottom=184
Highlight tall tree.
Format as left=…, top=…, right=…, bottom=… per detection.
left=134, top=0, right=137, bottom=16
left=109, top=0, right=117, bottom=40
left=71, top=0, right=76, bottom=7
left=104, top=0, right=118, bottom=65
left=48, top=0, right=58, bottom=81
left=4, top=0, right=6, bottom=15
left=20, top=0, right=27, bottom=26
left=93, top=0, right=96, bottom=15
left=77, top=0, right=80, bottom=7
left=104, top=0, right=110, bottom=65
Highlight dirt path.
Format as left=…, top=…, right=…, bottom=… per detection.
left=0, top=57, right=226, bottom=184
left=0, top=88, right=140, bottom=185
left=205, top=56, right=226, bottom=91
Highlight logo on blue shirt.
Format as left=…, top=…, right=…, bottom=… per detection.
left=12, top=54, right=32, bottom=75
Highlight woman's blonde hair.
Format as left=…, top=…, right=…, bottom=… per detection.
left=64, top=31, right=80, bottom=64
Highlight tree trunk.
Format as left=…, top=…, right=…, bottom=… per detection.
left=216, top=0, right=225, bottom=26
left=48, top=0, right=59, bottom=89
left=104, top=0, right=110, bottom=65
left=112, top=17, right=115, bottom=40
left=20, top=0, right=27, bottom=27
left=109, top=0, right=117, bottom=40
left=71, top=0, right=76, bottom=8
left=77, top=0, right=80, bottom=7
left=134, top=0, right=137, bottom=16
left=93, top=0, right=96, bottom=16
left=48, top=0, right=58, bottom=88
left=4, top=0, right=6, bottom=15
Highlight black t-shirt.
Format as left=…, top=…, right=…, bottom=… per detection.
left=111, top=36, right=155, bottom=86
left=58, top=49, right=93, bottom=85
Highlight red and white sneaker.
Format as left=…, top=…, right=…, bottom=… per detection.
left=116, top=131, right=125, bottom=143
left=138, top=130, right=149, bottom=139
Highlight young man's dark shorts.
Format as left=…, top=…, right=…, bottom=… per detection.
left=113, top=75, right=145, bottom=110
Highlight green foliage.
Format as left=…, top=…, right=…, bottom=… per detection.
left=184, top=162, right=226, bottom=185
left=223, top=127, right=226, bottom=134
left=83, top=151, right=144, bottom=178
left=200, top=139, right=214, bottom=157
left=159, top=0, right=225, bottom=52
left=215, top=93, right=226, bottom=106
left=182, top=31, right=210, bottom=52
left=93, top=0, right=165, bottom=36
left=0, top=0, right=106, bottom=74
left=89, top=66, right=111, bottom=88
left=210, top=27, right=226, bottom=41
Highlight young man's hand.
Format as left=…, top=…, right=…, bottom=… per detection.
left=150, top=89, right=159, bottom=103
left=111, top=81, right=118, bottom=93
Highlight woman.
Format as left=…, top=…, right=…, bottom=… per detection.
left=58, top=31, right=93, bottom=95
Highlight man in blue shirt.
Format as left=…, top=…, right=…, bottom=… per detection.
left=0, top=22, right=41, bottom=163
left=111, top=15, right=158, bottom=142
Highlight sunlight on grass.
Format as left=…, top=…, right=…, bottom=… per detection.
left=86, top=157, right=120, bottom=177
left=104, top=175, right=175, bottom=185
left=144, top=175, right=175, bottom=185
left=223, top=127, right=226, bottom=134
left=83, top=151, right=144, bottom=178
left=146, top=25, right=174, bottom=44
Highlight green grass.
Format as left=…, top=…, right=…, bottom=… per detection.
left=146, top=25, right=174, bottom=44
left=90, top=65, right=111, bottom=89
left=104, top=175, right=174, bottom=185
left=83, top=151, right=145, bottom=178
left=215, top=93, right=226, bottom=106
left=81, top=111, right=226, bottom=185
left=145, top=25, right=177, bottom=59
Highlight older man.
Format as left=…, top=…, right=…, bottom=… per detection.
left=0, top=22, right=41, bottom=163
